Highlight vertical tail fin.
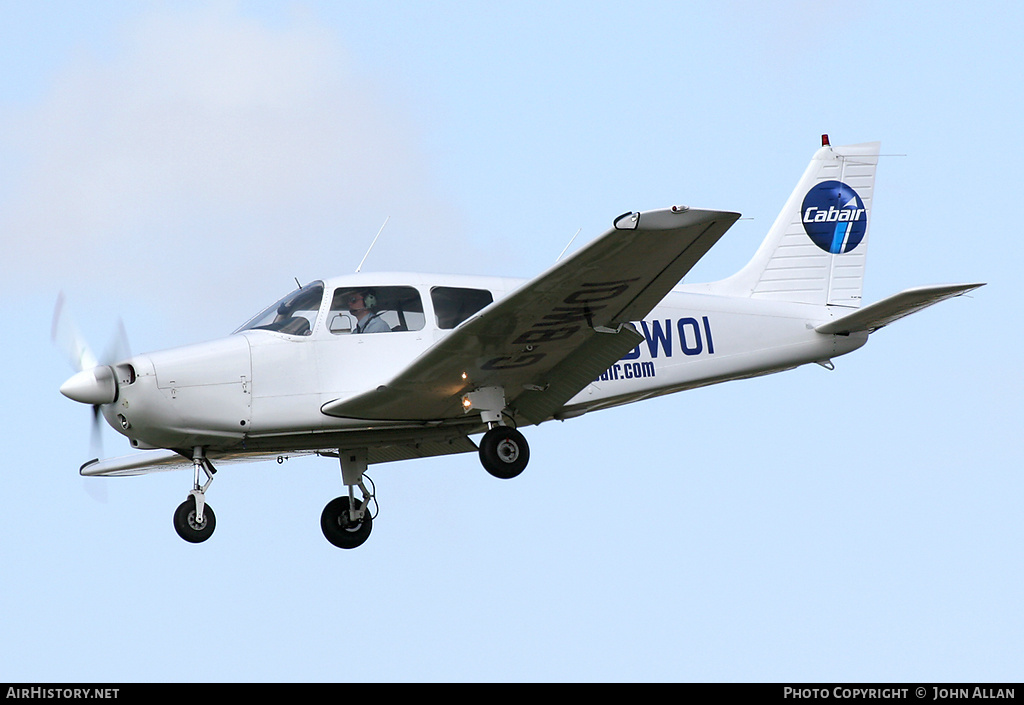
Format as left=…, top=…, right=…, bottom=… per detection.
left=716, top=139, right=881, bottom=308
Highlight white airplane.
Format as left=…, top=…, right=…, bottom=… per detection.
left=57, top=137, right=983, bottom=549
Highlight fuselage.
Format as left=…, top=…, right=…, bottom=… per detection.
left=100, top=271, right=867, bottom=453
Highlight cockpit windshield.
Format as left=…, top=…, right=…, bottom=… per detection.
left=234, top=281, right=325, bottom=337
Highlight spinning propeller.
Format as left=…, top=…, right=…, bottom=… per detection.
left=52, top=293, right=132, bottom=457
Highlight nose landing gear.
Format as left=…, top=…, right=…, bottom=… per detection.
left=173, top=447, right=217, bottom=543
left=173, top=497, right=216, bottom=543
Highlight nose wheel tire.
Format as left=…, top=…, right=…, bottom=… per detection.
left=479, top=426, right=530, bottom=479
left=321, top=496, right=373, bottom=549
left=173, top=499, right=216, bottom=543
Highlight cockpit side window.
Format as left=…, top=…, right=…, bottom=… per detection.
left=431, top=287, right=494, bottom=329
left=235, top=282, right=325, bottom=337
left=328, top=286, right=425, bottom=334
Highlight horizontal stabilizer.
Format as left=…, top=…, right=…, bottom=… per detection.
left=815, top=283, right=985, bottom=335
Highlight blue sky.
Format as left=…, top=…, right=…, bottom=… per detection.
left=1, top=1, right=1020, bottom=682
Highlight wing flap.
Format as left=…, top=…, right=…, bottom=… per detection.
left=367, top=436, right=477, bottom=464
left=511, top=324, right=644, bottom=424
left=815, top=283, right=985, bottom=335
left=322, top=207, right=740, bottom=423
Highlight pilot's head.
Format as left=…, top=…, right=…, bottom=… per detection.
left=346, top=290, right=376, bottom=315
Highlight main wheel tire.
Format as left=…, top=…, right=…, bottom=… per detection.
left=173, top=499, right=216, bottom=543
left=321, top=496, right=373, bottom=549
left=479, top=426, right=530, bottom=479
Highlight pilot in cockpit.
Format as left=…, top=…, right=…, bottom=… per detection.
left=346, top=290, right=390, bottom=334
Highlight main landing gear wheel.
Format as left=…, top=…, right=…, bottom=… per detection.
left=321, top=496, right=373, bottom=549
left=479, top=426, right=530, bottom=479
left=173, top=498, right=216, bottom=543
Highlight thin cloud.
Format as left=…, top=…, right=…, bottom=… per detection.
left=1, top=6, right=467, bottom=326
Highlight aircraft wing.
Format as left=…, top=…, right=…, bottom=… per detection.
left=80, top=449, right=193, bottom=477
left=80, top=434, right=480, bottom=477
left=78, top=449, right=328, bottom=477
left=815, top=283, right=985, bottom=335
left=322, top=206, right=740, bottom=424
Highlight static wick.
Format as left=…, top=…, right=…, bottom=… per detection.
left=357, top=216, right=391, bottom=273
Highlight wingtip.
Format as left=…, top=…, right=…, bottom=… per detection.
left=952, top=282, right=986, bottom=296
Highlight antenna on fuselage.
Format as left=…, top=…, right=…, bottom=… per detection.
left=556, top=228, right=582, bottom=262
left=356, top=216, right=390, bottom=273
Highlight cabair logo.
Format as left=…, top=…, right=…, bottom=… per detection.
left=801, top=180, right=867, bottom=254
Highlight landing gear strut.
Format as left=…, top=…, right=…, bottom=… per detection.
left=321, top=448, right=374, bottom=549
left=173, top=446, right=217, bottom=543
